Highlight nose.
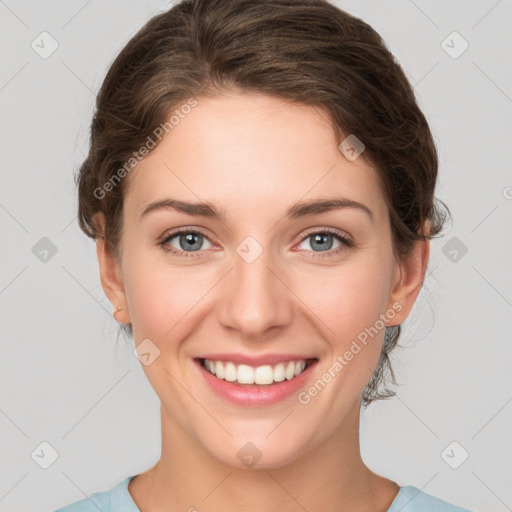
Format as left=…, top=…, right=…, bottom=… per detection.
left=217, top=246, right=293, bottom=340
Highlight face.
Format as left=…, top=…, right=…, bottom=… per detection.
left=98, top=91, right=427, bottom=469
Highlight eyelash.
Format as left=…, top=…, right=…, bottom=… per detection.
left=158, top=227, right=354, bottom=259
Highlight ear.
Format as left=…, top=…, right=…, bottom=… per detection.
left=387, top=234, right=430, bottom=326
left=93, top=213, right=131, bottom=324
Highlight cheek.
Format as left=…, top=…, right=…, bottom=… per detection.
left=123, top=254, right=213, bottom=341
left=301, top=260, right=392, bottom=337
left=294, top=251, right=394, bottom=388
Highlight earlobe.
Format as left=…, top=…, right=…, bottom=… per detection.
left=387, top=238, right=430, bottom=326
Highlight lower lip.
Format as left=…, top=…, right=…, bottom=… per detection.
left=194, top=358, right=318, bottom=406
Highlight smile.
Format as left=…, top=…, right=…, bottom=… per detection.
left=201, top=358, right=314, bottom=386
left=193, top=354, right=319, bottom=406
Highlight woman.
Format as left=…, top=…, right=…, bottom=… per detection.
left=55, top=0, right=472, bottom=510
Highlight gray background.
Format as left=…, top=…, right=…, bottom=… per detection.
left=0, top=1, right=511, bottom=511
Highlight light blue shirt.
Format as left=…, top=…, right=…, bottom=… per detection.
left=54, top=475, right=473, bottom=512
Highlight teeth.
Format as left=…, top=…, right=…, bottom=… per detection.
left=255, top=365, right=273, bottom=385
left=224, top=362, right=237, bottom=382
left=215, top=361, right=224, bottom=379
left=238, top=364, right=255, bottom=384
left=284, top=361, right=295, bottom=380
left=273, top=363, right=286, bottom=382
left=202, top=358, right=309, bottom=385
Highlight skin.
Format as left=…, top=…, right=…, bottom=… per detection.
left=95, top=91, right=429, bottom=512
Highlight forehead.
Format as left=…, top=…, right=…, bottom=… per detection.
left=124, top=93, right=387, bottom=222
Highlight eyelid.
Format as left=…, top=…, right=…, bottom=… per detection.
left=297, top=226, right=354, bottom=244
left=159, top=226, right=216, bottom=244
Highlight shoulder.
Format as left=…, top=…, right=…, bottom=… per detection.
left=53, top=488, right=111, bottom=512
left=53, top=475, right=139, bottom=512
left=387, top=485, right=473, bottom=512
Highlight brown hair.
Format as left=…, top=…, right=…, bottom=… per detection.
left=77, top=0, right=448, bottom=407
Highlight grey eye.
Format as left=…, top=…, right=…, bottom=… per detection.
left=298, top=232, right=342, bottom=252
left=166, top=231, right=213, bottom=252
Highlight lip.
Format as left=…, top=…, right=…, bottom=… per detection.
left=194, top=357, right=318, bottom=406
left=196, top=353, right=316, bottom=367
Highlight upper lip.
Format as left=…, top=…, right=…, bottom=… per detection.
left=196, top=353, right=317, bottom=367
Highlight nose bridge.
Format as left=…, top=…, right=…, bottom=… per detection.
left=219, top=237, right=292, bottom=338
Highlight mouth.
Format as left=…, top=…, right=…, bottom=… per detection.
left=193, top=357, right=319, bottom=406
left=196, top=357, right=318, bottom=386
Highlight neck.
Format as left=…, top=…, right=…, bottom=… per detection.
left=129, top=401, right=399, bottom=512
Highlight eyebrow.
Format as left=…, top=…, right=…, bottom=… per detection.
left=140, top=197, right=373, bottom=222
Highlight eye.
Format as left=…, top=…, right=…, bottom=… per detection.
left=159, top=228, right=214, bottom=257
left=296, top=228, right=353, bottom=258
left=159, top=227, right=353, bottom=259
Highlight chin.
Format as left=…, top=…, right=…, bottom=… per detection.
left=202, top=428, right=313, bottom=471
